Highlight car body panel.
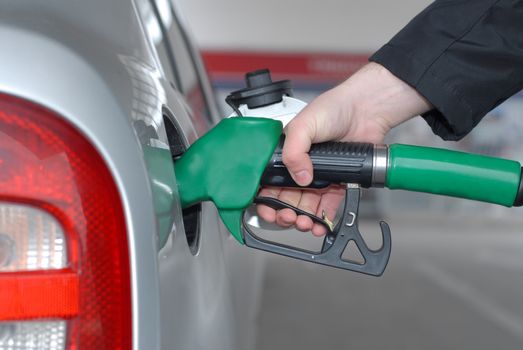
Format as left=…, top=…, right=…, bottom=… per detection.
left=0, top=0, right=265, bottom=349
left=0, top=2, right=162, bottom=348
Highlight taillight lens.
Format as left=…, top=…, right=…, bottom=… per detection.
left=0, top=93, right=131, bottom=349
left=0, top=204, right=67, bottom=271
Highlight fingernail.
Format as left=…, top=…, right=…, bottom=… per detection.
left=294, top=170, right=311, bottom=185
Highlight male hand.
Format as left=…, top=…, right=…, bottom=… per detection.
left=257, top=62, right=432, bottom=236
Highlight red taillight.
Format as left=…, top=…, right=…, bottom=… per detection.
left=0, top=93, right=131, bottom=349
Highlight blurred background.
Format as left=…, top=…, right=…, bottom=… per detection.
left=177, top=1, right=523, bottom=349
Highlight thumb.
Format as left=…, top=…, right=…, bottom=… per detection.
left=282, top=117, right=315, bottom=186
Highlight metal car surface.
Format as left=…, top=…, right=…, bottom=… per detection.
left=0, top=0, right=265, bottom=349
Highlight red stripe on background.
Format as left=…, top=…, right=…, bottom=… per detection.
left=0, top=269, right=79, bottom=321
left=202, top=51, right=369, bottom=81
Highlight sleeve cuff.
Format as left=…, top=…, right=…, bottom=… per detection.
left=370, top=44, right=477, bottom=141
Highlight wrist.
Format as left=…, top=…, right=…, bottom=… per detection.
left=342, top=62, right=432, bottom=135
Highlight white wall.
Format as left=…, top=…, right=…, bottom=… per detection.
left=176, top=0, right=433, bottom=52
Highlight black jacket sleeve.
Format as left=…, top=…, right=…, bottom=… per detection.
left=369, top=0, right=523, bottom=140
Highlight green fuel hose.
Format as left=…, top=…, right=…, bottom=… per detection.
left=387, top=144, right=522, bottom=207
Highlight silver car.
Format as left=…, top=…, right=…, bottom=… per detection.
left=0, top=0, right=265, bottom=349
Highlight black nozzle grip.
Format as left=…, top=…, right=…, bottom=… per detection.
left=260, top=138, right=375, bottom=188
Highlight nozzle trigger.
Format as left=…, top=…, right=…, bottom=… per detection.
left=242, top=185, right=392, bottom=276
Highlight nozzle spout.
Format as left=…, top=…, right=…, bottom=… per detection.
left=173, top=117, right=283, bottom=243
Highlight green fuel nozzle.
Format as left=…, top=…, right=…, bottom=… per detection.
left=173, top=116, right=522, bottom=276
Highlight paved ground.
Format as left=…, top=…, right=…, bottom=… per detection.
left=256, top=216, right=523, bottom=350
